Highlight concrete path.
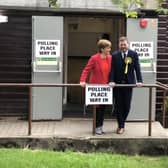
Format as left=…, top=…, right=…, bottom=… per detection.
left=0, top=118, right=167, bottom=138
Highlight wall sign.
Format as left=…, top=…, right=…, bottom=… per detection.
left=130, top=41, right=153, bottom=59
left=130, top=41, right=153, bottom=67
left=85, top=85, right=113, bottom=105
left=35, top=40, right=60, bottom=65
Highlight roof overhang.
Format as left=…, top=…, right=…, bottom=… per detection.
left=0, top=6, right=158, bottom=18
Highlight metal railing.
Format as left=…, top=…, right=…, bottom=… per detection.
left=156, top=82, right=168, bottom=128
left=0, top=82, right=167, bottom=136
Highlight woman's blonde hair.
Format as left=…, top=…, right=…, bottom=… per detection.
left=97, top=39, right=112, bottom=53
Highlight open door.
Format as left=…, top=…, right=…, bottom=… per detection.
left=64, top=16, right=125, bottom=118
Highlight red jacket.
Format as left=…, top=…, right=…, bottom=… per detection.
left=80, top=53, right=112, bottom=84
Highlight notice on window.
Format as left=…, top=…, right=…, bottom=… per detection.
left=85, top=85, right=113, bottom=105
left=130, top=41, right=153, bottom=67
left=35, top=40, right=60, bottom=65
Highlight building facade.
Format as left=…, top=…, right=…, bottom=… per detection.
left=0, top=0, right=167, bottom=120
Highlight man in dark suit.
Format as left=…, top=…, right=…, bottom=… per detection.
left=109, top=36, right=143, bottom=134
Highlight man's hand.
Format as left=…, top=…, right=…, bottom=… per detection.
left=109, top=82, right=116, bottom=88
left=136, top=82, right=143, bottom=87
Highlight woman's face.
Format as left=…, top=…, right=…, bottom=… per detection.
left=101, top=46, right=111, bottom=55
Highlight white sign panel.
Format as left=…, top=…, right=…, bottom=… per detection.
left=36, top=40, right=60, bottom=58
left=85, top=85, right=113, bottom=105
left=130, top=41, right=153, bottom=59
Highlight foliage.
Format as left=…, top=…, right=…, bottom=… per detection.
left=125, top=11, right=139, bottom=18
left=112, top=0, right=144, bottom=18
left=48, top=0, right=59, bottom=8
left=0, top=148, right=168, bottom=168
left=112, top=0, right=168, bottom=17
left=156, top=0, right=168, bottom=14
left=157, top=8, right=168, bottom=14
left=165, top=96, right=168, bottom=113
left=48, top=0, right=168, bottom=15
left=156, top=7, right=168, bottom=14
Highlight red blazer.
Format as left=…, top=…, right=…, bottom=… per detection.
left=80, top=53, right=112, bottom=84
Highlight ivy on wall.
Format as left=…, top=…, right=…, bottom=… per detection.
left=112, top=0, right=168, bottom=17
left=48, top=0, right=59, bottom=8
left=156, top=0, right=168, bottom=14
left=112, top=0, right=144, bottom=18
left=47, top=0, right=168, bottom=15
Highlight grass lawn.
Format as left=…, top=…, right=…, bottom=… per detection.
left=0, top=148, right=168, bottom=168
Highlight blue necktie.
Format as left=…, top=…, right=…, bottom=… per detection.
left=123, top=53, right=126, bottom=59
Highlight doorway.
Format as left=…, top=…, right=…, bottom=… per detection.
left=63, top=16, right=125, bottom=118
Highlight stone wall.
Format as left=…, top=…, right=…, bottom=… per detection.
left=1, top=137, right=168, bottom=155
left=0, top=0, right=48, bottom=7
left=57, top=0, right=118, bottom=10
left=0, top=0, right=158, bottom=10
left=0, top=0, right=116, bottom=8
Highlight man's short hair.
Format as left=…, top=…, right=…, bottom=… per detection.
left=119, top=36, right=129, bottom=43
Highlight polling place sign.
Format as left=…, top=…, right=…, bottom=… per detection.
left=130, top=41, right=153, bottom=67
left=130, top=41, right=153, bottom=59
left=35, top=40, right=60, bottom=65
left=85, top=85, right=113, bottom=105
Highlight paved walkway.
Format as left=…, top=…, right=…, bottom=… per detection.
left=0, top=118, right=167, bottom=138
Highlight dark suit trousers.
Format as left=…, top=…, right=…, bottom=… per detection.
left=114, top=87, right=133, bottom=128
left=96, top=105, right=105, bottom=128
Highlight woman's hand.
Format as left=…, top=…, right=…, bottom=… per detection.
left=109, top=82, right=116, bottom=88
left=80, top=82, right=86, bottom=87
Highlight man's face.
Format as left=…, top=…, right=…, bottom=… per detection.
left=119, top=40, right=129, bottom=53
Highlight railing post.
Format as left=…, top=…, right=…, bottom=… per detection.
left=28, top=86, right=32, bottom=135
left=93, top=105, right=96, bottom=135
left=148, top=87, right=152, bottom=136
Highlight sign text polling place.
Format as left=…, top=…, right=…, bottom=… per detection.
left=85, top=85, right=113, bottom=105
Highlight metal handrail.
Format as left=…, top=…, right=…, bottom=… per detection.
left=156, top=81, right=168, bottom=89
left=0, top=83, right=81, bottom=135
left=0, top=82, right=166, bottom=136
left=156, top=81, right=168, bottom=128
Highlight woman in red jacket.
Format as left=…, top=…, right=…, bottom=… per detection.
left=80, top=39, right=112, bottom=135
